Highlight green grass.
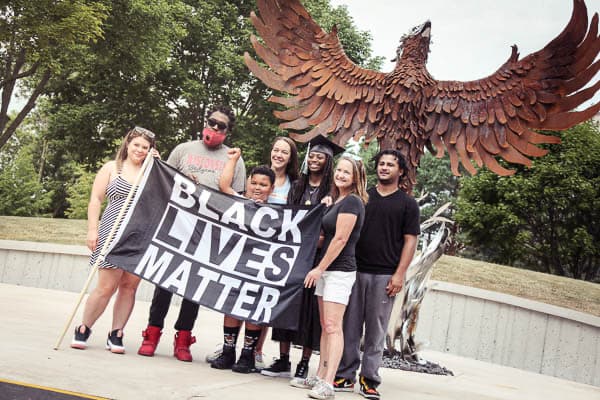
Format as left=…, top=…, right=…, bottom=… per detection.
left=1, top=216, right=599, bottom=316
left=432, top=256, right=600, bottom=316
left=0, top=216, right=88, bottom=246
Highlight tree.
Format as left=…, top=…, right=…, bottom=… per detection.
left=0, top=120, right=52, bottom=216
left=455, top=122, right=600, bottom=282
left=45, top=0, right=187, bottom=165
left=65, top=164, right=96, bottom=219
left=414, top=151, right=459, bottom=221
left=46, top=0, right=383, bottom=166
left=0, top=0, right=107, bottom=150
left=6, top=0, right=383, bottom=217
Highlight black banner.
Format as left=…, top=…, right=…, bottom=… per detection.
left=105, top=159, right=324, bottom=329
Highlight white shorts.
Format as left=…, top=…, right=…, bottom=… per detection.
left=315, top=270, right=356, bottom=305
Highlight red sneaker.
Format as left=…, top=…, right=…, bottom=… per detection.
left=138, top=325, right=162, bottom=357
left=173, top=330, right=196, bottom=362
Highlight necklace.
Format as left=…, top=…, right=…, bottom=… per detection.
left=305, top=185, right=319, bottom=205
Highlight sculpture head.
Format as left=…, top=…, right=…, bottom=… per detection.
left=392, top=21, right=431, bottom=66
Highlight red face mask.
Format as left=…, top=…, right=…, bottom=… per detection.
left=202, top=127, right=226, bottom=147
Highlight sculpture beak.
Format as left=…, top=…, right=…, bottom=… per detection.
left=421, top=21, right=431, bottom=37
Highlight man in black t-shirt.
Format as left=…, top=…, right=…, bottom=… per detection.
left=334, top=150, right=420, bottom=400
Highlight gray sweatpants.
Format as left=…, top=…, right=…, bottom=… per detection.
left=337, top=272, right=395, bottom=385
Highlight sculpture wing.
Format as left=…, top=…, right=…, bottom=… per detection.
left=244, top=0, right=387, bottom=145
left=422, top=0, right=600, bottom=176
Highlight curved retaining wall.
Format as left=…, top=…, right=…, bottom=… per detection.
left=0, top=240, right=182, bottom=307
left=415, top=281, right=600, bottom=386
left=1, top=239, right=598, bottom=386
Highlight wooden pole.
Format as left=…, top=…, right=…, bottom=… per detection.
left=53, top=153, right=154, bottom=350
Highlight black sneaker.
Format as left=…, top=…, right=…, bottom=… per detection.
left=260, top=357, right=291, bottom=377
left=333, top=376, right=354, bottom=392
left=359, top=376, right=380, bottom=400
left=71, top=325, right=91, bottom=350
left=294, top=359, right=309, bottom=379
left=106, top=329, right=125, bottom=354
left=211, top=346, right=236, bottom=369
left=232, top=349, right=257, bottom=374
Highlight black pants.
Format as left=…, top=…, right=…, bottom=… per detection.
left=148, top=286, right=199, bottom=331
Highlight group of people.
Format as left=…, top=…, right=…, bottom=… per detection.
left=70, top=104, right=420, bottom=400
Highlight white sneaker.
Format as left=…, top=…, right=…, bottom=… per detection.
left=205, top=343, right=222, bottom=363
left=254, top=351, right=266, bottom=371
left=290, top=375, right=320, bottom=389
left=308, top=380, right=335, bottom=399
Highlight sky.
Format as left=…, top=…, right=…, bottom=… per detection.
left=329, top=0, right=599, bottom=108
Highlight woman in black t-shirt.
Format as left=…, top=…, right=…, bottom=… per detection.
left=293, top=156, right=367, bottom=397
left=263, top=139, right=337, bottom=380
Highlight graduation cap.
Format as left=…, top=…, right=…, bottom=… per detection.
left=300, top=135, right=345, bottom=174
left=307, top=134, right=345, bottom=157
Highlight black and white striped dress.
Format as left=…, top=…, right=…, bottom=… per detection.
left=89, top=175, right=134, bottom=269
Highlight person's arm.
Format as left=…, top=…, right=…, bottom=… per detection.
left=386, top=196, right=421, bottom=296
left=304, top=212, right=357, bottom=288
left=86, top=162, right=113, bottom=251
left=231, top=154, right=246, bottom=194
left=218, top=147, right=241, bottom=195
left=385, top=234, right=418, bottom=297
left=317, top=229, right=325, bottom=248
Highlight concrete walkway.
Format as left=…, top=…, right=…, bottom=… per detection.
left=0, top=283, right=598, bottom=400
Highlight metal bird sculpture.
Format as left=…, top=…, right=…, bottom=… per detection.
left=244, top=0, right=600, bottom=188
left=385, top=204, right=452, bottom=373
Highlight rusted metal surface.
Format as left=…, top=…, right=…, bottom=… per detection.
left=245, top=0, right=600, bottom=189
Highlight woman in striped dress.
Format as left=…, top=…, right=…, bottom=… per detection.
left=71, top=127, right=158, bottom=354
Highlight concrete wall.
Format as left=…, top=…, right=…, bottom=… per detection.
left=1, top=239, right=599, bottom=386
left=0, top=240, right=181, bottom=306
left=415, top=281, right=600, bottom=386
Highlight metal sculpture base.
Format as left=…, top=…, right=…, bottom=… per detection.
left=381, top=349, right=453, bottom=376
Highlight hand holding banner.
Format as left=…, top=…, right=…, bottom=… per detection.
left=106, top=160, right=324, bottom=329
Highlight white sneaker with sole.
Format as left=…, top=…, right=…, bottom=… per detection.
left=308, top=380, right=335, bottom=399
left=290, top=375, right=320, bottom=389
left=205, top=343, right=222, bottom=363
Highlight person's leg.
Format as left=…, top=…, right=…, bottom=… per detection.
left=336, top=272, right=366, bottom=384
left=147, top=286, right=174, bottom=329
left=262, top=329, right=293, bottom=377
left=256, top=326, right=268, bottom=354
left=111, top=272, right=142, bottom=331
left=320, top=300, right=347, bottom=385
left=138, top=285, right=172, bottom=356
left=172, top=298, right=201, bottom=361
left=72, top=268, right=121, bottom=349
left=174, top=299, right=200, bottom=331
left=317, top=296, right=329, bottom=379
left=290, top=295, right=325, bottom=390
left=280, top=340, right=291, bottom=355
left=224, top=315, right=244, bottom=329
left=292, top=345, right=312, bottom=379
left=211, top=315, right=242, bottom=369
left=254, top=326, right=268, bottom=369
left=360, top=274, right=395, bottom=386
left=295, top=286, right=322, bottom=380
left=81, top=268, right=123, bottom=329
left=304, top=297, right=343, bottom=399
left=104, top=272, right=142, bottom=353
left=232, top=322, right=262, bottom=373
